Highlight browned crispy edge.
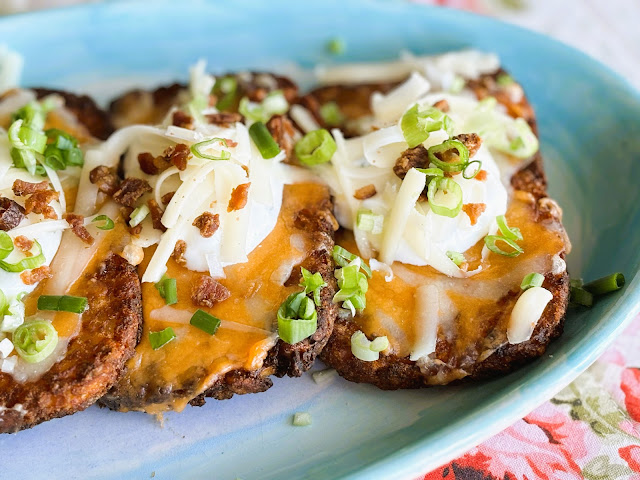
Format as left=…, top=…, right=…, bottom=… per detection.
left=0, top=254, right=142, bottom=433
left=311, top=72, right=571, bottom=389
left=33, top=88, right=114, bottom=140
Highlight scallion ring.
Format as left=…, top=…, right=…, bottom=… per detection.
left=483, top=235, right=524, bottom=257
left=570, top=286, right=593, bottom=307
left=0, top=232, right=14, bottom=260
left=249, top=121, right=280, bottom=159
left=332, top=245, right=372, bottom=278
left=401, top=104, right=453, bottom=148
left=0, top=239, right=45, bottom=272
left=350, top=330, right=388, bottom=362
left=584, top=273, right=625, bottom=296
left=13, top=320, right=58, bottom=363
left=149, top=327, right=176, bottom=350
left=277, top=291, right=318, bottom=344
left=155, top=276, right=178, bottom=306
left=190, top=137, right=231, bottom=161
left=356, top=209, right=384, bottom=235
left=427, top=139, right=470, bottom=173
left=446, top=251, right=465, bottom=266
left=294, top=129, right=336, bottom=166
left=462, top=160, right=483, bottom=179
left=37, top=295, right=88, bottom=314
left=214, top=76, right=238, bottom=111
left=299, top=267, right=327, bottom=307
left=521, top=273, right=544, bottom=291
left=190, top=309, right=222, bottom=335
left=427, top=177, right=463, bottom=218
left=91, top=215, right=114, bottom=231
left=496, top=215, right=523, bottom=241
left=319, top=101, right=344, bottom=126
left=129, top=205, right=150, bottom=228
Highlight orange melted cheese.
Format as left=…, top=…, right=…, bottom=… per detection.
left=123, top=183, right=328, bottom=413
left=342, top=195, right=566, bottom=381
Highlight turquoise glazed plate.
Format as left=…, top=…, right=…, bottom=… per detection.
left=1, top=1, right=639, bottom=479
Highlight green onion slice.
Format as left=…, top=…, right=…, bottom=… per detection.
left=449, top=75, right=465, bottom=94
left=190, top=309, right=222, bottom=335
left=149, top=327, right=176, bottom=350
left=0, top=232, right=14, bottom=260
left=332, top=245, right=372, bottom=278
left=350, top=330, right=388, bottom=362
left=239, top=90, right=289, bottom=124
left=584, top=273, right=625, bottom=296
left=13, top=320, right=58, bottom=363
left=277, top=291, right=318, bottom=344
left=416, top=167, right=444, bottom=179
left=37, top=295, right=88, bottom=314
left=0, top=289, right=7, bottom=315
left=570, top=286, right=593, bottom=307
left=214, top=76, right=238, bottom=111
left=294, top=129, right=337, bottom=166
left=484, top=235, right=524, bottom=257
left=496, top=215, right=523, bottom=241
left=299, top=267, right=327, bottom=307
left=401, top=104, right=453, bottom=148
left=462, top=160, right=482, bottom=179
left=520, top=273, right=544, bottom=291
left=327, top=37, right=345, bottom=55
left=427, top=139, right=470, bottom=173
left=91, top=215, right=114, bottom=230
left=0, top=240, right=45, bottom=272
left=129, top=205, right=150, bottom=228
left=155, top=276, right=178, bottom=306
left=249, top=121, right=280, bottom=159
left=319, top=102, right=344, bottom=126
left=191, top=137, right=231, bottom=161
left=427, top=177, right=463, bottom=218
left=496, top=73, right=515, bottom=86
left=292, top=412, right=312, bottom=427
left=446, top=251, right=465, bottom=266
left=356, top=209, right=384, bottom=235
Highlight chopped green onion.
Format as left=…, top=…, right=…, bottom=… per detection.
left=484, top=235, right=524, bottom=257
left=0, top=289, right=7, bottom=315
left=154, top=276, right=177, bottom=305
left=0, top=239, right=45, bottom=272
left=401, top=104, right=454, bottom=148
left=570, top=286, right=593, bottom=307
left=299, top=267, right=327, bottom=307
left=496, top=215, right=523, bottom=241
left=356, top=209, right=384, bottom=235
left=319, top=101, right=344, bottom=126
left=521, top=273, right=544, bottom=291
left=44, top=129, right=83, bottom=168
left=190, top=309, right=222, bottom=335
left=427, top=177, right=463, bottom=218
left=129, top=205, right=150, bottom=228
left=449, top=75, right=465, bottom=94
left=570, top=278, right=584, bottom=289
left=13, top=320, right=58, bottom=363
left=277, top=291, right=318, bottom=344
left=249, top=121, right=280, bottom=159
left=214, top=76, right=238, bottom=111
left=37, top=295, right=88, bottom=314
left=350, top=330, right=388, bottom=361
left=292, top=412, right=312, bottom=427
left=294, top=129, right=337, bottom=166
left=462, top=160, right=483, bottom=179
left=427, top=139, right=469, bottom=173
left=91, top=215, right=114, bottom=231
left=312, top=368, right=337, bottom=384
left=43, top=145, right=65, bottom=170
left=333, top=260, right=369, bottom=316
left=507, top=118, right=539, bottom=158
left=0, top=232, right=14, bottom=260
left=239, top=90, right=289, bottom=123
left=496, top=73, right=515, bottom=87
left=326, top=37, right=345, bottom=55
left=446, top=251, right=465, bottom=266
left=478, top=96, right=498, bottom=110
left=190, top=137, right=231, bottom=161
left=584, top=273, right=625, bottom=296
left=149, top=327, right=176, bottom=350
left=332, top=245, right=372, bottom=278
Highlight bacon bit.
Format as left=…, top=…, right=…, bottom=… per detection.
left=192, top=212, right=220, bottom=238
left=172, top=110, right=193, bottom=129
left=20, top=266, right=52, bottom=286
left=227, top=183, right=251, bottom=212
left=129, top=224, right=142, bottom=235
left=224, top=138, right=238, bottom=148
left=459, top=262, right=469, bottom=273
left=0, top=197, right=25, bottom=231
left=14, top=236, right=33, bottom=254
left=454, top=133, right=483, bottom=158
left=12, top=179, right=48, bottom=197
left=266, top=115, right=295, bottom=163
left=191, top=275, right=230, bottom=307
left=240, top=165, right=250, bottom=176
left=137, top=152, right=170, bottom=175
left=89, top=166, right=121, bottom=196
left=433, top=99, right=450, bottom=112
left=164, top=143, right=190, bottom=171
left=172, top=240, right=187, bottom=266
left=112, top=177, right=152, bottom=207
left=147, top=199, right=166, bottom=232
left=462, top=203, right=487, bottom=226
left=161, top=191, right=175, bottom=205
left=394, top=145, right=429, bottom=180
left=353, top=184, right=377, bottom=200
left=63, top=213, right=94, bottom=245
left=24, top=190, right=59, bottom=219
left=206, top=112, right=243, bottom=126
left=475, top=170, right=488, bottom=181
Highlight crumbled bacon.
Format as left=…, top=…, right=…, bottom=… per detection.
left=227, top=183, right=251, bottom=212
left=12, top=179, right=49, bottom=197
left=172, top=240, right=187, bottom=266
left=164, top=143, right=190, bottom=171
left=206, top=112, right=243, bottom=126
left=266, top=115, right=296, bottom=163
left=191, top=275, right=230, bottom=307
left=172, top=110, right=193, bottom=129
left=112, top=177, right=152, bottom=207
left=137, top=152, right=171, bottom=175
left=64, top=213, right=94, bottom=245
left=161, top=191, right=175, bottom=205
left=192, top=212, right=220, bottom=238
left=14, top=236, right=33, bottom=254
left=224, top=138, right=238, bottom=148
left=24, top=190, right=59, bottom=219
left=0, top=197, right=25, bottom=231
left=393, top=145, right=429, bottom=180
left=454, top=133, right=482, bottom=158
left=20, top=266, right=52, bottom=286
left=433, top=99, right=450, bottom=112
left=89, top=166, right=121, bottom=195
left=147, top=199, right=166, bottom=232
left=475, top=170, right=488, bottom=181
left=462, top=203, right=487, bottom=226
left=129, top=224, right=142, bottom=235
left=353, top=184, right=377, bottom=200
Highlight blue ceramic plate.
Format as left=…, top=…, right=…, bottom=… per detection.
left=1, top=1, right=639, bottom=479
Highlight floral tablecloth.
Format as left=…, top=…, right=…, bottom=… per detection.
left=411, top=1, right=640, bottom=478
